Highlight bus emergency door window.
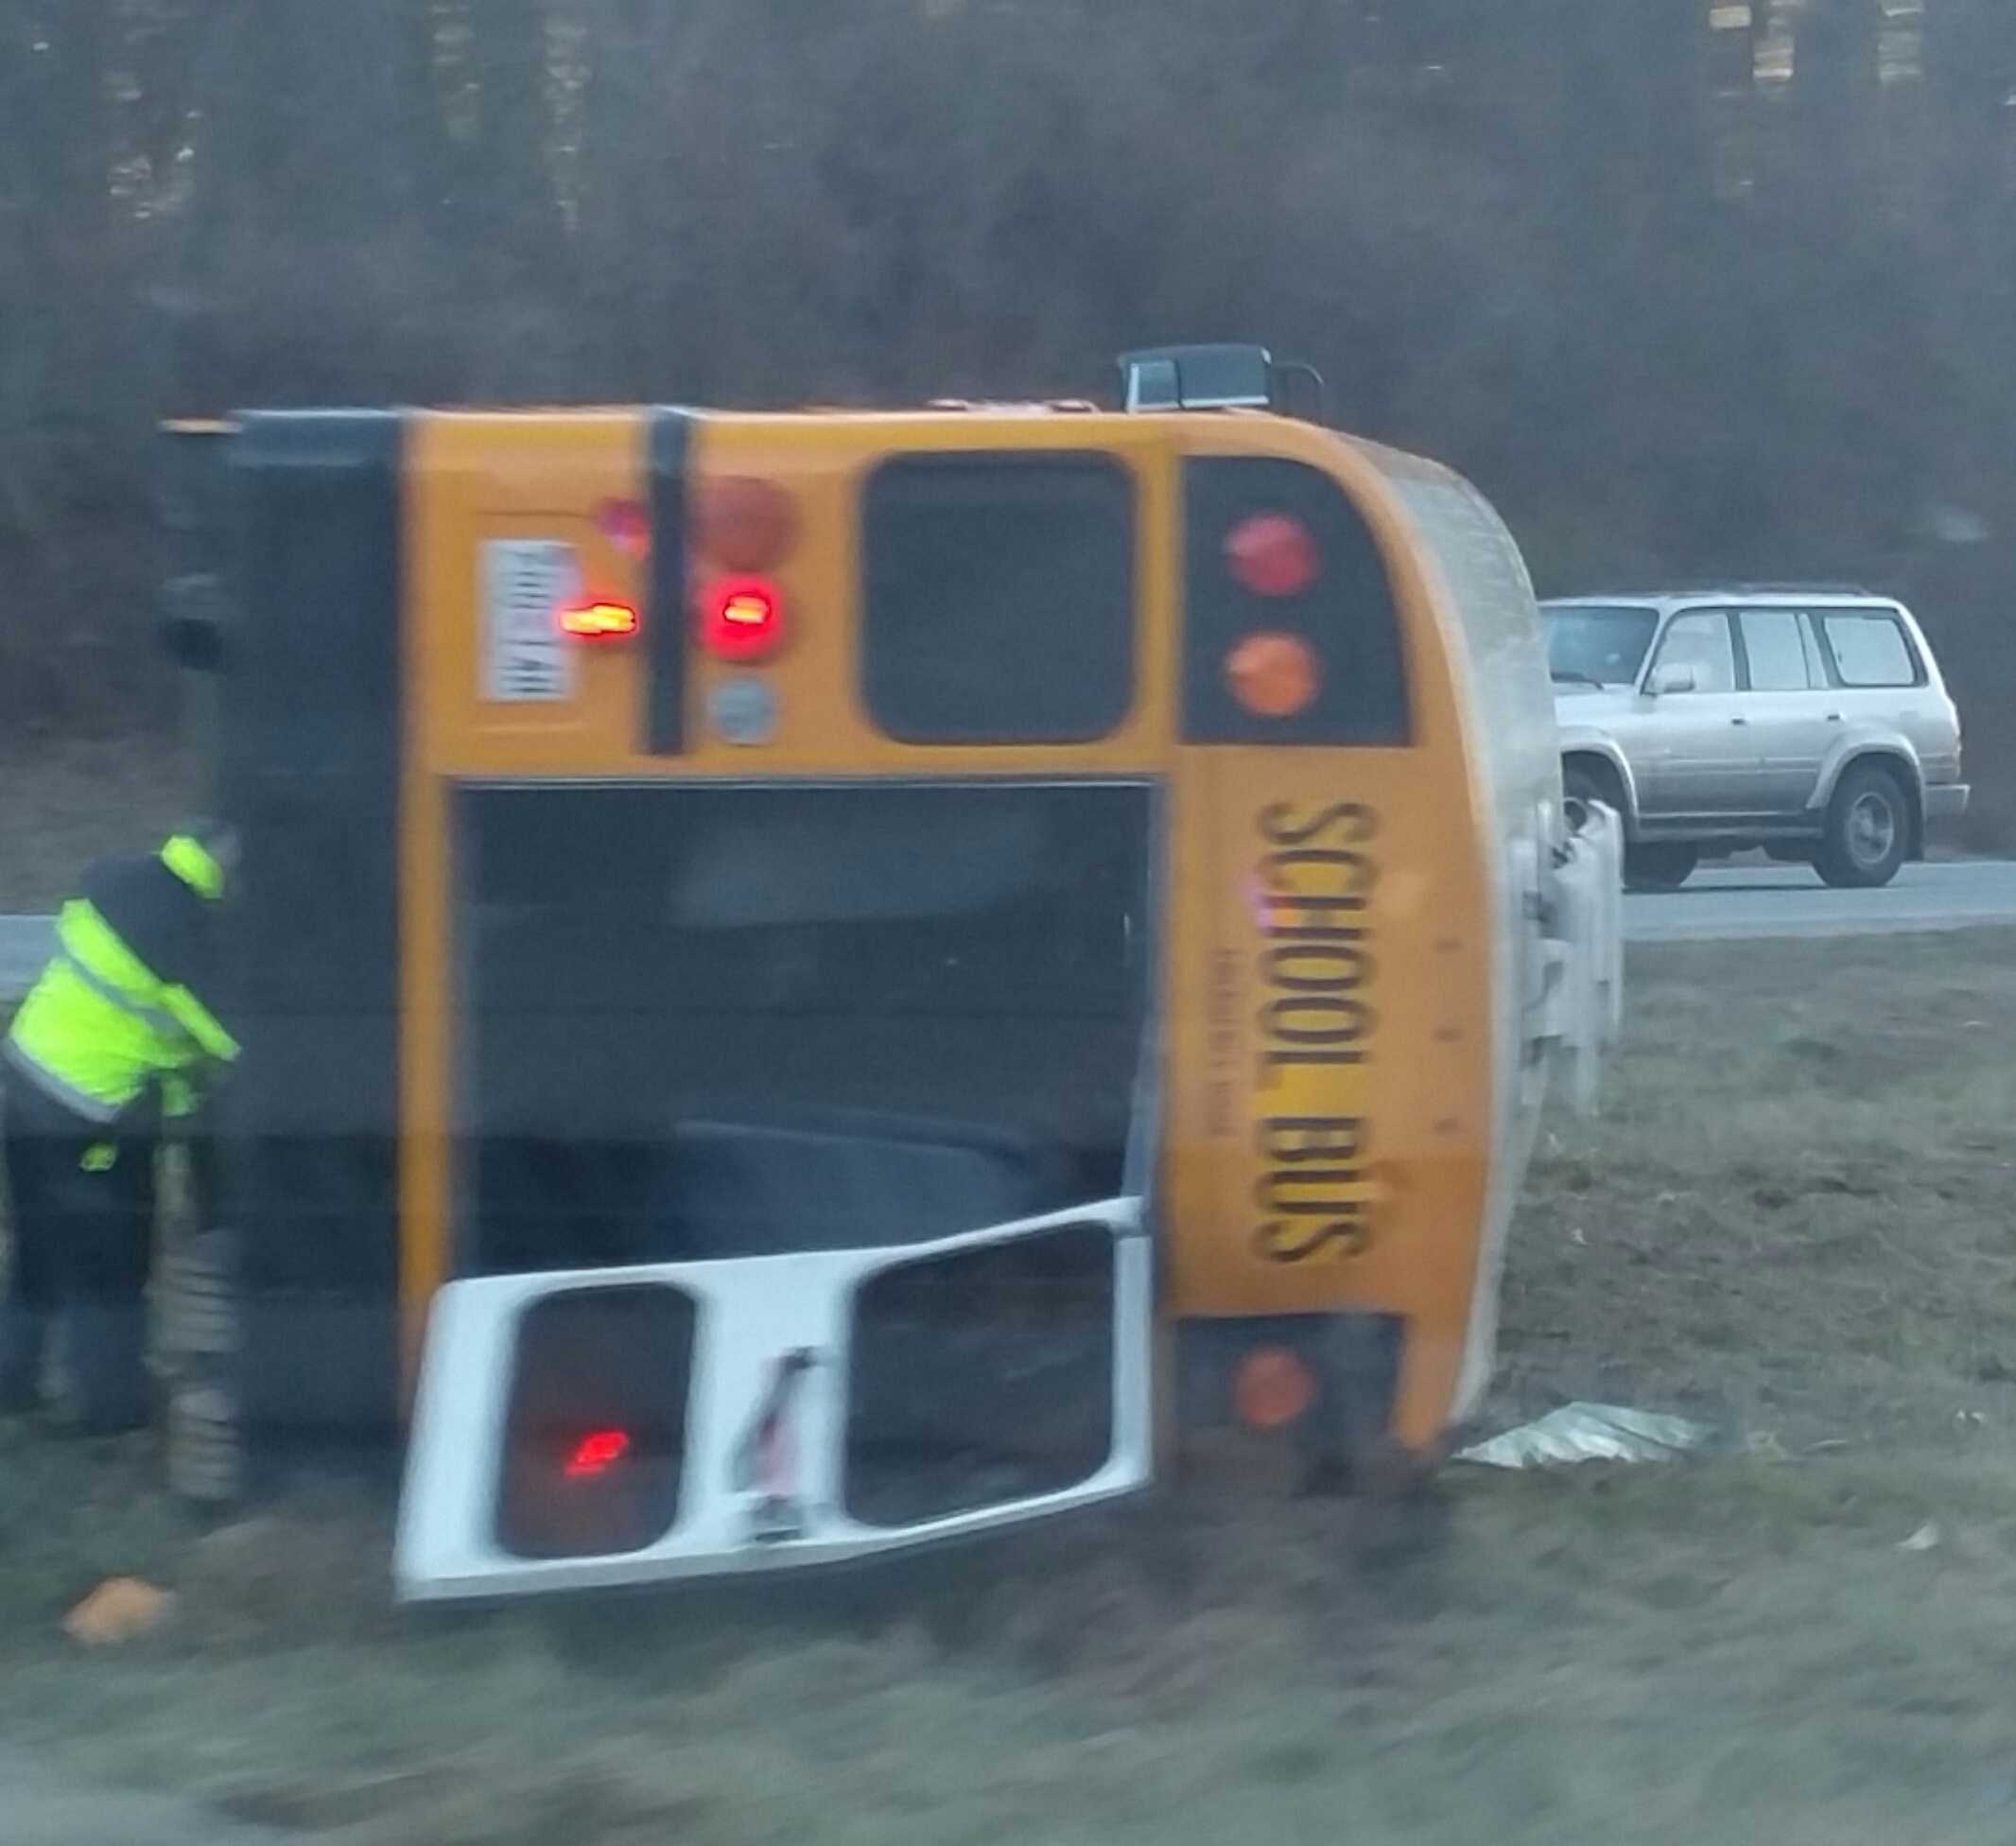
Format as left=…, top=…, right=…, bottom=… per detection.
left=861, top=451, right=1135, bottom=743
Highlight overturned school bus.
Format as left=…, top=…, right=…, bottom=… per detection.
left=158, top=343, right=1621, bottom=1599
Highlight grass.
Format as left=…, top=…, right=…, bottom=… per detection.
left=1496, top=932, right=2016, bottom=1448
left=9, top=932, right=2016, bottom=1841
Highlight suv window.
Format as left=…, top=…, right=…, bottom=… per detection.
left=1737, top=608, right=1814, bottom=691
left=1819, top=611, right=1920, bottom=688
left=1543, top=604, right=1659, bottom=687
left=1653, top=611, right=1736, bottom=692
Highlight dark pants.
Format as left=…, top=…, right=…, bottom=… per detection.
left=1, top=1064, right=159, bottom=1431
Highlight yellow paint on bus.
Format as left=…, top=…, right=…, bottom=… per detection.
left=391, top=403, right=1555, bottom=1454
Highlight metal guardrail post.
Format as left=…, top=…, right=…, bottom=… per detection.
left=0, top=915, right=55, bottom=1002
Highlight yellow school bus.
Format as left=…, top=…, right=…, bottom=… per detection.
left=163, top=345, right=1619, bottom=1596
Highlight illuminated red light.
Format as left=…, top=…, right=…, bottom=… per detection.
left=698, top=575, right=786, bottom=661
left=559, top=600, right=639, bottom=639
left=564, top=1429, right=632, bottom=1478
left=1225, top=512, right=1320, bottom=598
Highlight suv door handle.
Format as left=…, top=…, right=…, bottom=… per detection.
left=1826, top=712, right=1843, bottom=723
left=1729, top=715, right=1747, bottom=726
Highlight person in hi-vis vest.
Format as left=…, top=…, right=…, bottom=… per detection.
left=1, top=823, right=238, bottom=1432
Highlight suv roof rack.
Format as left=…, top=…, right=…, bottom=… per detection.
left=1549, top=582, right=1876, bottom=601
left=1706, top=580, right=1873, bottom=596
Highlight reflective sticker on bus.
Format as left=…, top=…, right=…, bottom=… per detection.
left=480, top=539, right=579, bottom=703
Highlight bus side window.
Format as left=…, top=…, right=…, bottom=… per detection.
left=1182, top=458, right=1411, bottom=746
left=861, top=451, right=1136, bottom=743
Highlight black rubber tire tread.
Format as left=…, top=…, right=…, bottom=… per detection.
left=1563, top=760, right=1619, bottom=813
left=1624, top=842, right=1698, bottom=891
left=1816, top=761, right=1909, bottom=889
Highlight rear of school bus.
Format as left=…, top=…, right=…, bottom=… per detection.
left=172, top=389, right=1605, bottom=1599
left=1155, top=421, right=1584, bottom=1493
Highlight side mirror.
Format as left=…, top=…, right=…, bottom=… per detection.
left=1646, top=662, right=1696, bottom=697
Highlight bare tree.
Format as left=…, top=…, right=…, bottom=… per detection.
left=3, top=0, right=2013, bottom=836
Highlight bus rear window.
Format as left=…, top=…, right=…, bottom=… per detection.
left=861, top=452, right=1134, bottom=742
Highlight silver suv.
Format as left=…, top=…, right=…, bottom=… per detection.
left=1544, top=587, right=1967, bottom=890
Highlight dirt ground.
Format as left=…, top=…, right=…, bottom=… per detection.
left=8, top=932, right=2016, bottom=1843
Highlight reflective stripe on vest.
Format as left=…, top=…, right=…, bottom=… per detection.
left=2, top=898, right=227, bottom=1124
left=58, top=900, right=236, bottom=1064
left=3, top=1038, right=126, bottom=1124
left=56, top=947, right=182, bottom=1039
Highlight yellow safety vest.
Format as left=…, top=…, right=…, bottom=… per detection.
left=4, top=839, right=238, bottom=1124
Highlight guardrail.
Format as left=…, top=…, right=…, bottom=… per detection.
left=0, top=915, right=54, bottom=1002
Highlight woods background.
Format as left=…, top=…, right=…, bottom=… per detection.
left=4, top=0, right=2013, bottom=835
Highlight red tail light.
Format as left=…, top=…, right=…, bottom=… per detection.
left=694, top=478, right=798, bottom=573
left=564, top=1429, right=633, bottom=1479
left=1234, top=1347, right=1316, bottom=1430
left=1225, top=512, right=1320, bottom=598
left=698, top=575, right=786, bottom=662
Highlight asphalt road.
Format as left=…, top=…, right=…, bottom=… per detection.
left=1624, top=859, right=2016, bottom=943
left=1, top=861, right=2014, bottom=1001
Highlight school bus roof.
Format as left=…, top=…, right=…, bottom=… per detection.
left=160, top=404, right=1317, bottom=431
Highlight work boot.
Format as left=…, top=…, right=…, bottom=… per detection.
left=0, top=1303, right=46, bottom=1413
left=66, top=1304, right=153, bottom=1435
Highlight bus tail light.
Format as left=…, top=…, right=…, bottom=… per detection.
left=559, top=600, right=639, bottom=639
left=1224, top=631, right=1319, bottom=717
left=694, top=477, right=798, bottom=573
left=1234, top=1346, right=1317, bottom=1430
left=699, top=576, right=786, bottom=662
left=1225, top=512, right=1319, bottom=598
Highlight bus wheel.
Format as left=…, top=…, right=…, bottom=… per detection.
left=1624, top=843, right=1698, bottom=890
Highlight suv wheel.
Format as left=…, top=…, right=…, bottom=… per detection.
left=1563, top=763, right=1611, bottom=811
left=1624, top=843, right=1698, bottom=891
left=1817, top=763, right=1909, bottom=888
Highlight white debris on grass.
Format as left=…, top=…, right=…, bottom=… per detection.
left=1456, top=1402, right=1712, bottom=1469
